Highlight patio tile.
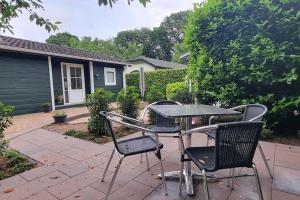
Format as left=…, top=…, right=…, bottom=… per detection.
left=43, top=142, right=73, bottom=153
left=64, top=186, right=105, bottom=200
left=59, top=162, right=90, bottom=177
left=0, top=171, right=69, bottom=200
left=65, top=149, right=102, bottom=161
left=273, top=166, right=300, bottom=195
left=276, top=143, right=300, bottom=153
left=29, top=150, right=67, bottom=165
left=24, top=190, right=58, bottom=200
left=272, top=189, right=300, bottom=200
left=106, top=180, right=153, bottom=200
left=20, top=158, right=77, bottom=181
left=59, top=148, right=82, bottom=157
left=0, top=175, right=28, bottom=192
left=134, top=163, right=166, bottom=188
left=275, top=148, right=300, bottom=170
left=47, top=167, right=104, bottom=199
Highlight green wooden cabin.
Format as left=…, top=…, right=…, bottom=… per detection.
left=0, top=36, right=127, bottom=115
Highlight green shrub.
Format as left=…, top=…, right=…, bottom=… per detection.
left=126, top=69, right=187, bottom=97
left=166, top=82, right=193, bottom=104
left=65, top=129, right=82, bottom=138
left=185, top=0, right=300, bottom=135
left=3, top=150, right=33, bottom=174
left=117, top=86, right=140, bottom=119
left=144, top=85, right=166, bottom=124
left=145, top=85, right=166, bottom=103
left=86, top=88, right=113, bottom=135
left=0, top=102, right=14, bottom=154
left=261, top=128, right=273, bottom=140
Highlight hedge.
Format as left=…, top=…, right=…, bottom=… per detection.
left=126, top=69, right=187, bottom=96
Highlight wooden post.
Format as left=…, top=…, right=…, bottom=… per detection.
left=48, top=56, right=55, bottom=111
left=89, top=61, right=95, bottom=93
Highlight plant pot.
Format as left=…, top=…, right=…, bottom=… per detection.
left=43, top=105, right=51, bottom=113
left=53, top=115, right=67, bottom=123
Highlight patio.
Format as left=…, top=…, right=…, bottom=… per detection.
left=1, top=126, right=300, bottom=200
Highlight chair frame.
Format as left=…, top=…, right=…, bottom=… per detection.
left=179, top=122, right=264, bottom=200
left=100, top=111, right=168, bottom=200
left=139, top=100, right=182, bottom=168
left=207, top=104, right=272, bottom=179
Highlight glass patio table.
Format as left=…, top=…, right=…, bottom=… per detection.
left=149, top=104, right=240, bottom=196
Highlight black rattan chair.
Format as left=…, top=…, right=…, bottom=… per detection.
left=179, top=121, right=264, bottom=200
left=139, top=100, right=182, bottom=168
left=100, top=111, right=168, bottom=200
left=206, top=104, right=272, bottom=178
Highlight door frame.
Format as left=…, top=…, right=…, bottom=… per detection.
left=60, top=62, right=86, bottom=105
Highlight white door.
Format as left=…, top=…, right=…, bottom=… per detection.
left=61, top=63, right=86, bottom=104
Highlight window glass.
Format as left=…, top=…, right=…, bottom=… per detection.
left=76, top=78, right=82, bottom=89
left=106, top=71, right=115, bottom=83
left=76, top=68, right=81, bottom=77
left=70, top=67, right=76, bottom=77
left=71, top=78, right=77, bottom=89
left=65, top=91, right=69, bottom=103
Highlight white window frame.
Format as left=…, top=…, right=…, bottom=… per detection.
left=104, top=67, right=116, bottom=86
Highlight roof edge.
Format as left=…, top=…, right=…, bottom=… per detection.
left=0, top=44, right=129, bottom=66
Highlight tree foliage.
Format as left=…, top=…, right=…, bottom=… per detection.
left=185, top=0, right=300, bottom=135
left=172, top=43, right=189, bottom=63
left=46, top=32, right=79, bottom=47
left=117, top=86, right=140, bottom=119
left=0, top=102, right=14, bottom=154
left=98, top=0, right=150, bottom=7
left=0, top=0, right=60, bottom=34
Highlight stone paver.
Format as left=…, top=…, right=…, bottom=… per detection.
left=0, top=126, right=299, bottom=200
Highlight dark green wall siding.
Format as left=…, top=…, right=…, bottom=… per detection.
left=0, top=52, right=51, bottom=115
left=93, top=63, right=124, bottom=94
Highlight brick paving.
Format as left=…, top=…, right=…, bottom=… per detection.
left=1, top=128, right=300, bottom=199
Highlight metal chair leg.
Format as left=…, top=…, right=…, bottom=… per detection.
left=258, top=143, right=273, bottom=178
left=154, top=133, right=168, bottom=195
left=252, top=163, right=264, bottom=200
left=104, top=157, right=123, bottom=200
left=202, top=169, right=210, bottom=200
left=227, top=169, right=231, bottom=187
left=145, top=153, right=150, bottom=170
left=140, top=153, right=143, bottom=163
left=231, top=168, right=235, bottom=189
left=101, top=149, right=115, bottom=182
left=179, top=160, right=184, bottom=195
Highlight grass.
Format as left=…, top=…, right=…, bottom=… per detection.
left=0, top=150, right=35, bottom=180
left=64, top=128, right=136, bottom=144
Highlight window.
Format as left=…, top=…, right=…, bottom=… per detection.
left=70, top=67, right=83, bottom=90
left=104, top=67, right=116, bottom=86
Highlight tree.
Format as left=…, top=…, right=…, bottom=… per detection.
left=160, top=11, right=191, bottom=45
left=46, top=32, right=79, bottom=47
left=120, top=42, right=143, bottom=59
left=98, top=0, right=150, bottom=7
left=185, top=0, right=300, bottom=135
left=172, top=43, right=189, bottom=63
left=0, top=0, right=60, bottom=34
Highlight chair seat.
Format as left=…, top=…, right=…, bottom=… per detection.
left=117, top=135, right=163, bottom=156
left=148, top=125, right=180, bottom=133
left=185, top=146, right=216, bottom=172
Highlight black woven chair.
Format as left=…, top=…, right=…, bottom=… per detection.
left=206, top=104, right=272, bottom=179
left=179, top=121, right=264, bottom=200
left=100, top=111, right=168, bottom=200
left=139, top=100, right=181, bottom=168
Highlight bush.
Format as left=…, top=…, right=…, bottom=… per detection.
left=117, top=86, right=140, bottom=119
left=145, top=85, right=166, bottom=103
left=126, top=69, right=187, bottom=97
left=86, top=88, right=113, bottom=135
left=0, top=102, right=14, bottom=154
left=166, top=82, right=193, bottom=104
left=185, top=0, right=300, bottom=135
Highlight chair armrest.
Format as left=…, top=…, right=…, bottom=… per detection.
left=180, top=124, right=217, bottom=136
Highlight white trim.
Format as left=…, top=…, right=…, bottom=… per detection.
left=89, top=61, right=95, bottom=93
left=104, top=67, right=116, bottom=86
left=123, top=67, right=127, bottom=92
left=0, top=45, right=128, bottom=66
left=48, top=56, right=55, bottom=111
left=61, top=63, right=66, bottom=105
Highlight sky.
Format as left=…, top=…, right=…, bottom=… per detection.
left=3, top=0, right=200, bottom=42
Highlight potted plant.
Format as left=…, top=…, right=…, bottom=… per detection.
left=42, top=102, right=51, bottom=113
left=53, top=110, right=67, bottom=123
left=55, top=95, right=64, bottom=105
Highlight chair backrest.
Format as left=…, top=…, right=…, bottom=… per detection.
left=142, top=100, right=181, bottom=127
left=214, top=121, right=263, bottom=170
left=242, top=104, right=267, bottom=122
left=100, top=111, right=148, bottom=154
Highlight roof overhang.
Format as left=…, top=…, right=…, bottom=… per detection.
left=0, top=45, right=129, bottom=66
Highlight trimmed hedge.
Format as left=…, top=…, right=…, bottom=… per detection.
left=126, top=69, right=187, bottom=96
